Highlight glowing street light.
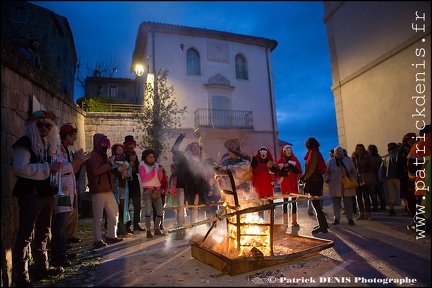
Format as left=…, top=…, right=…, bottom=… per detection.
left=135, top=64, right=145, bottom=76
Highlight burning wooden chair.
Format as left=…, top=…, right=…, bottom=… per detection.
left=166, top=164, right=334, bottom=276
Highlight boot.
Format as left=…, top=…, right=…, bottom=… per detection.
left=282, top=213, right=288, bottom=227
left=356, top=213, right=366, bottom=220
left=312, top=211, right=328, bottom=234
left=292, top=213, right=299, bottom=227
left=366, top=213, right=373, bottom=221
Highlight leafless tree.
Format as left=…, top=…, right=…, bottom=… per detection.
left=75, top=55, right=123, bottom=97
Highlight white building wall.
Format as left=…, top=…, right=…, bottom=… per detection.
left=324, top=1, right=431, bottom=155
left=151, top=32, right=275, bottom=132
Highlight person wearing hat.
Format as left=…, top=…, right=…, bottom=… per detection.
left=171, top=132, right=210, bottom=237
left=61, top=123, right=88, bottom=246
left=12, top=110, right=65, bottom=286
left=123, top=135, right=146, bottom=233
left=379, top=142, right=401, bottom=216
left=220, top=139, right=251, bottom=166
left=219, top=139, right=252, bottom=194
left=51, top=123, right=89, bottom=267
left=62, top=123, right=87, bottom=245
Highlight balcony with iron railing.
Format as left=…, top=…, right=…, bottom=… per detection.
left=194, top=108, right=253, bottom=129
left=80, top=103, right=254, bottom=130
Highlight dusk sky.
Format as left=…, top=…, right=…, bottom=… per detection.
left=32, top=1, right=338, bottom=165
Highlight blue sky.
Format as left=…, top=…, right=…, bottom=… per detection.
left=32, top=1, right=338, bottom=166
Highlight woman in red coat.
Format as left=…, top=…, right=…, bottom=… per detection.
left=276, top=144, right=302, bottom=227
left=251, top=146, right=278, bottom=218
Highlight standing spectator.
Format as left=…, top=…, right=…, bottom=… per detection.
left=123, top=136, right=146, bottom=233
left=398, top=132, right=417, bottom=221
left=325, top=146, right=357, bottom=226
left=344, top=148, right=357, bottom=214
left=51, top=123, right=89, bottom=267
left=380, top=142, right=401, bottom=216
left=171, top=133, right=189, bottom=239
left=171, top=133, right=209, bottom=228
left=86, top=134, right=124, bottom=249
left=153, top=164, right=168, bottom=230
left=12, top=110, right=64, bottom=286
left=184, top=141, right=209, bottom=224
left=368, top=144, right=386, bottom=211
left=276, top=144, right=302, bottom=228
left=299, top=137, right=328, bottom=234
left=111, top=143, right=132, bottom=238
left=352, top=144, right=374, bottom=221
left=307, top=149, right=332, bottom=217
left=18, top=38, right=42, bottom=69
left=123, top=135, right=146, bottom=233
left=251, top=146, right=278, bottom=219
left=351, top=144, right=374, bottom=220
left=63, top=124, right=87, bottom=245
left=139, top=149, right=166, bottom=238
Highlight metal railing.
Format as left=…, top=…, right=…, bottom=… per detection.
left=81, top=102, right=143, bottom=112
left=194, top=108, right=253, bottom=129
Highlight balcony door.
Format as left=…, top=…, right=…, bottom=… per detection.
left=211, top=95, right=229, bottom=127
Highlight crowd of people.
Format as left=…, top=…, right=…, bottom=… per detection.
left=11, top=108, right=430, bottom=286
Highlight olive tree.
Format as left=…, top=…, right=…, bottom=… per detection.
left=134, top=68, right=187, bottom=157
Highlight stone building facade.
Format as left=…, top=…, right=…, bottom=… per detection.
left=1, top=1, right=77, bottom=100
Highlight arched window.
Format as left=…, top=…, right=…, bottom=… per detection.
left=235, top=54, right=248, bottom=80
left=186, top=48, right=201, bottom=75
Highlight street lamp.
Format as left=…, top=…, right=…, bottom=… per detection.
left=135, top=64, right=145, bottom=76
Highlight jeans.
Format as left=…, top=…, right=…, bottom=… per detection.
left=126, top=177, right=142, bottom=229
left=356, top=185, right=371, bottom=213
left=143, top=189, right=163, bottom=230
left=370, top=182, right=386, bottom=209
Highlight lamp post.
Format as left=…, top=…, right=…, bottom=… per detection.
left=135, top=64, right=145, bottom=77
left=134, top=64, right=145, bottom=104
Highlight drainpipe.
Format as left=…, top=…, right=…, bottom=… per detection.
left=265, top=47, right=278, bottom=156
left=152, top=31, right=156, bottom=74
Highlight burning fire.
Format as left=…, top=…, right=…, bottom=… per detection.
left=227, top=213, right=271, bottom=257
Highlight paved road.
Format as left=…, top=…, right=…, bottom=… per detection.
left=37, top=194, right=431, bottom=287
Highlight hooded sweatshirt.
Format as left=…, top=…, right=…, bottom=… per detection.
left=86, top=133, right=114, bottom=194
